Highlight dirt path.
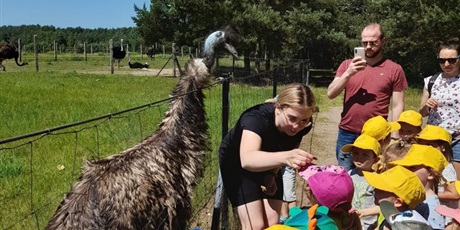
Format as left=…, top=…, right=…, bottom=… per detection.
left=296, top=106, right=342, bottom=207
left=82, top=68, right=178, bottom=77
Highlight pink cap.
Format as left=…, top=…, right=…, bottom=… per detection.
left=299, top=164, right=354, bottom=212
left=298, top=164, right=348, bottom=181
left=435, top=205, right=460, bottom=223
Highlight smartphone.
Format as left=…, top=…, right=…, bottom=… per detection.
left=354, top=47, right=365, bottom=59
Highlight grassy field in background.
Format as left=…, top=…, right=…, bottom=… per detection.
left=2, top=51, right=244, bottom=73
left=0, top=53, right=424, bottom=228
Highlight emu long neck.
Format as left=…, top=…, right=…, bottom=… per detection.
left=143, top=60, right=210, bottom=154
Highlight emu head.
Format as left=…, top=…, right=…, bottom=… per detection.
left=202, top=26, right=238, bottom=69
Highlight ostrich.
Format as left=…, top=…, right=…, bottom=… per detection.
left=128, top=56, right=149, bottom=69
left=46, top=26, right=238, bottom=230
left=146, top=46, right=156, bottom=60
left=0, top=43, right=28, bottom=71
left=129, top=61, right=149, bottom=69
left=112, top=38, right=127, bottom=68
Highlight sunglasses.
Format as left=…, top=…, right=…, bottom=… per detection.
left=437, top=55, right=460, bottom=64
left=361, top=40, right=379, bottom=47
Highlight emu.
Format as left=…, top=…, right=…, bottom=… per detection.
left=112, top=38, right=127, bottom=68
left=0, top=43, right=28, bottom=71
left=46, top=26, right=238, bottom=230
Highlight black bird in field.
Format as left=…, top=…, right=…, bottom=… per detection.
left=128, top=61, right=149, bottom=69
left=0, top=43, right=28, bottom=71
left=112, top=38, right=126, bottom=68
left=146, top=46, right=156, bottom=60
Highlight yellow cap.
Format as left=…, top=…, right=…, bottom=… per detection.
left=390, top=144, right=448, bottom=173
left=455, top=181, right=460, bottom=194
left=362, top=116, right=401, bottom=141
left=417, top=125, right=452, bottom=145
left=342, top=134, right=381, bottom=156
left=363, top=165, right=425, bottom=209
left=397, top=110, right=423, bottom=127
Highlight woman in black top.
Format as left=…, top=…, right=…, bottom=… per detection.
left=219, top=83, right=317, bottom=229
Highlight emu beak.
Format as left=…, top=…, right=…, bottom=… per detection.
left=224, top=43, right=238, bottom=59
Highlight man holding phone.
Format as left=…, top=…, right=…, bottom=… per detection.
left=327, top=23, right=408, bottom=171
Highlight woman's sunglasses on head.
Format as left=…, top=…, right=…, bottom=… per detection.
left=437, top=55, right=460, bottom=64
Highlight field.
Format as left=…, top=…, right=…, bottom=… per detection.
left=0, top=52, right=424, bottom=229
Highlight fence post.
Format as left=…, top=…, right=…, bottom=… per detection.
left=84, top=42, right=87, bottom=61
left=54, top=40, right=57, bottom=61
left=140, top=44, right=143, bottom=60
left=109, top=39, right=114, bottom=74
left=172, top=43, right=176, bottom=77
left=272, top=68, right=277, bottom=98
left=304, top=60, right=310, bottom=86
left=33, top=35, right=38, bottom=72
left=211, top=72, right=231, bottom=230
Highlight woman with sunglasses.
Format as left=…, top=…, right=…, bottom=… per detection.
left=419, top=37, right=460, bottom=181
left=219, top=83, right=316, bottom=230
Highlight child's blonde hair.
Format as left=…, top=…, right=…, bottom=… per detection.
left=373, top=141, right=411, bottom=172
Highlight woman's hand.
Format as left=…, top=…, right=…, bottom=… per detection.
left=287, top=149, right=316, bottom=169
left=424, top=98, right=439, bottom=110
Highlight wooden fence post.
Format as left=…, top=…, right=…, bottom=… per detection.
left=54, top=41, right=57, bottom=61
left=140, top=44, right=143, bottom=60
left=34, top=35, right=38, bottom=72
left=110, top=39, right=114, bottom=74
left=84, top=42, right=87, bottom=61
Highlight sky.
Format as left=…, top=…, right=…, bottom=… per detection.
left=0, top=0, right=150, bottom=29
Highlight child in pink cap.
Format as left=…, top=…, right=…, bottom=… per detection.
left=299, top=164, right=362, bottom=229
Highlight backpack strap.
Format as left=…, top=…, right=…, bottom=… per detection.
left=427, top=73, right=441, bottom=97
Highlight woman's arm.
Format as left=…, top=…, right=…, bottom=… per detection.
left=239, top=130, right=314, bottom=172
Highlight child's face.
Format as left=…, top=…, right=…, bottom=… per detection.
left=399, top=122, right=421, bottom=141
left=351, top=148, right=378, bottom=171
left=405, top=165, right=431, bottom=185
left=374, top=189, right=397, bottom=206
left=304, top=182, right=318, bottom=205
left=417, top=139, right=444, bottom=153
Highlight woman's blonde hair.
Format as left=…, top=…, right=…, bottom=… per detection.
left=266, top=83, right=316, bottom=111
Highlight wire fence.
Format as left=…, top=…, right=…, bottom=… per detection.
left=0, top=60, right=315, bottom=230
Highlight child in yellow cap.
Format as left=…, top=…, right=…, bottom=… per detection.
left=342, top=134, right=381, bottom=229
left=417, top=125, right=459, bottom=228
left=361, top=115, right=400, bottom=150
left=389, top=144, right=448, bottom=229
left=397, top=110, right=423, bottom=144
left=378, top=140, right=412, bottom=173
left=363, top=165, right=430, bottom=229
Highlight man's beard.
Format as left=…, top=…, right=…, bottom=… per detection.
left=366, top=47, right=382, bottom=58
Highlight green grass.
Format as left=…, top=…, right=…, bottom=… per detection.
left=0, top=53, right=424, bottom=229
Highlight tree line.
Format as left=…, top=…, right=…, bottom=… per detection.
left=1, top=0, right=459, bottom=84
left=133, top=0, right=459, bottom=84
left=0, top=25, right=143, bottom=54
